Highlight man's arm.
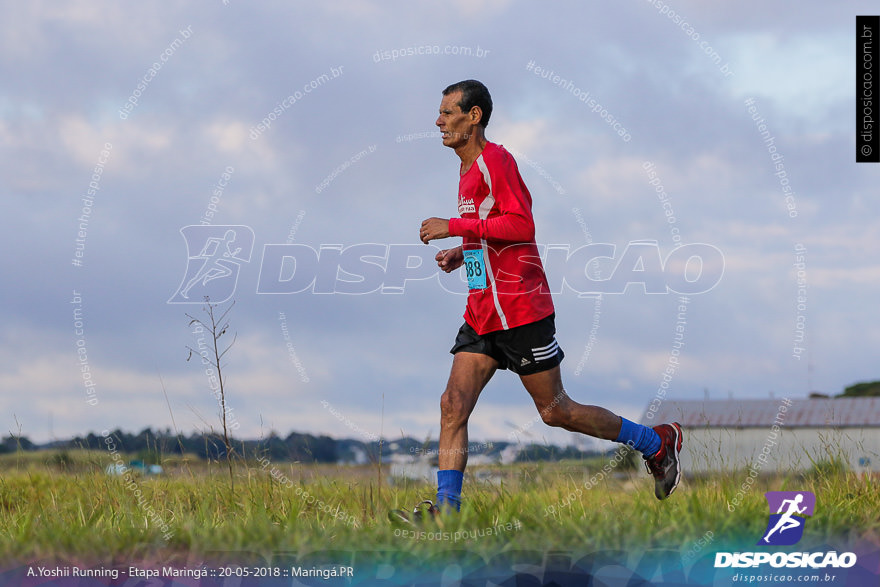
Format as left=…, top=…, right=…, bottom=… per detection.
left=436, top=246, right=463, bottom=272
left=418, top=220, right=462, bottom=270
left=448, top=212, right=534, bottom=242
left=420, top=217, right=450, bottom=243
left=420, top=213, right=534, bottom=243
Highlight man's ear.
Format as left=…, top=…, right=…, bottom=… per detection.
left=469, top=105, right=483, bottom=126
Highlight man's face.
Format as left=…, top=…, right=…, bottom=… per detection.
left=436, top=91, right=473, bottom=149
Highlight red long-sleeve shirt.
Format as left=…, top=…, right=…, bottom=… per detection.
left=448, top=142, right=554, bottom=335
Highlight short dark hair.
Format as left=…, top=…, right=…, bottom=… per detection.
left=442, top=79, right=492, bottom=128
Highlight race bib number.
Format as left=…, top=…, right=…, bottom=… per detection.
left=463, top=249, right=487, bottom=290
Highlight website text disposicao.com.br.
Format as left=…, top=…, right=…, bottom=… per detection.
left=372, top=43, right=490, bottom=62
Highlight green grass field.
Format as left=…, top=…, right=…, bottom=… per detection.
left=1, top=448, right=877, bottom=567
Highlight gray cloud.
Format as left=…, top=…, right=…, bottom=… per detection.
left=1, top=1, right=876, bottom=444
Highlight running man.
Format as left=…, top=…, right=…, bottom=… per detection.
left=394, top=80, right=682, bottom=522
left=763, top=494, right=807, bottom=543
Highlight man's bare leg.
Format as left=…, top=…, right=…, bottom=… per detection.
left=519, top=365, right=622, bottom=440
left=519, top=365, right=683, bottom=500
left=434, top=351, right=498, bottom=512
left=438, top=352, right=498, bottom=471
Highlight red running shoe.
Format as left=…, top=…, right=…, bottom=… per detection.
left=644, top=422, right=683, bottom=500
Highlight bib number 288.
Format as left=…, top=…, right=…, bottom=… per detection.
left=463, top=249, right=487, bottom=290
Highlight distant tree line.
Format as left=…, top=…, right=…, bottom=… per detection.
left=0, top=428, right=346, bottom=463
left=1, top=428, right=596, bottom=464
left=4, top=379, right=877, bottom=460
left=0, top=436, right=36, bottom=454
left=837, top=380, right=880, bottom=397
left=514, top=444, right=600, bottom=462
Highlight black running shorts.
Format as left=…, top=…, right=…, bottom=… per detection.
left=450, top=313, right=564, bottom=376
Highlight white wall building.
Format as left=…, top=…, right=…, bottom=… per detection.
left=642, top=397, right=880, bottom=474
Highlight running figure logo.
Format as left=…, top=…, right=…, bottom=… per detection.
left=168, top=225, right=254, bottom=304
left=759, top=491, right=816, bottom=546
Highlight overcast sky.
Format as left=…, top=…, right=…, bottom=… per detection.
left=2, top=1, right=878, bottom=450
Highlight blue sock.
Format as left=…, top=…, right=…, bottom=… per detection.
left=615, top=417, right=661, bottom=457
left=436, top=469, right=463, bottom=512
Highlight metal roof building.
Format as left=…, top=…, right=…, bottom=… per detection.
left=640, top=397, right=880, bottom=474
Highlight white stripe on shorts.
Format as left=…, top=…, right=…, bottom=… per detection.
left=533, top=340, right=559, bottom=361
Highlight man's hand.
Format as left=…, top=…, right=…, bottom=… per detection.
left=435, top=246, right=463, bottom=273
left=420, top=217, right=450, bottom=244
